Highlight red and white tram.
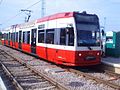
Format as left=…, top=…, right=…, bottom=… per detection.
left=1, top=12, right=101, bottom=66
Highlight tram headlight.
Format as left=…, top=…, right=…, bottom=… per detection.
left=97, top=52, right=100, bottom=56
left=79, top=53, right=82, bottom=56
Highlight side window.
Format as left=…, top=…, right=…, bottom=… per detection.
left=25, top=32, right=28, bottom=44
left=46, top=29, right=54, bottom=44
left=38, top=30, right=44, bottom=43
left=3, top=33, right=5, bottom=40
left=7, top=34, right=8, bottom=40
left=13, top=33, right=15, bottom=42
left=10, top=33, right=12, bottom=41
left=60, top=28, right=66, bottom=45
left=27, top=31, right=30, bottom=44
left=5, top=34, right=7, bottom=40
left=11, top=33, right=14, bottom=41
left=68, top=27, right=74, bottom=46
left=3, top=33, right=6, bottom=40
left=60, top=27, right=74, bottom=46
left=9, top=32, right=10, bottom=41
left=11, top=33, right=14, bottom=42
left=23, top=31, right=29, bottom=44
left=16, top=32, right=18, bottom=42
left=23, top=32, right=25, bottom=43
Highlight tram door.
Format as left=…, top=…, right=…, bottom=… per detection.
left=31, top=28, right=37, bottom=54
left=19, top=31, right=22, bottom=49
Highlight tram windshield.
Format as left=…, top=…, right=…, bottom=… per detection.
left=74, top=13, right=100, bottom=46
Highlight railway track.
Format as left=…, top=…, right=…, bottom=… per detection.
left=0, top=49, right=68, bottom=90
left=0, top=63, right=17, bottom=90
left=0, top=45, right=120, bottom=90
left=0, top=61, right=24, bottom=90
left=67, top=68, right=120, bottom=90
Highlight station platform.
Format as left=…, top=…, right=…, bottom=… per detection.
left=101, top=57, right=120, bottom=74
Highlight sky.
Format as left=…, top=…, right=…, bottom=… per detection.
left=0, top=0, right=120, bottom=32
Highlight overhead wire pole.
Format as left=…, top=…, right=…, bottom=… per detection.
left=41, top=0, right=45, bottom=17
left=104, top=17, right=106, bottom=31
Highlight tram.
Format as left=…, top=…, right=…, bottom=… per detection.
left=1, top=11, right=101, bottom=66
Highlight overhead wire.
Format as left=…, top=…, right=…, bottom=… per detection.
left=26, top=0, right=41, bottom=9
left=1, top=0, right=41, bottom=25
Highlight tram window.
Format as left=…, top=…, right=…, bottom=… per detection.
left=13, top=33, right=15, bottom=42
left=60, top=28, right=66, bottom=45
left=22, top=31, right=28, bottom=44
left=3, top=34, right=5, bottom=40
left=46, top=29, right=54, bottom=44
left=2, top=34, right=4, bottom=39
left=16, top=32, right=18, bottom=42
left=23, top=32, right=25, bottom=43
left=6, top=34, right=7, bottom=40
left=9, top=32, right=10, bottom=40
left=6, top=34, right=8, bottom=40
left=10, top=33, right=12, bottom=41
left=12, top=33, right=13, bottom=41
left=11, top=33, right=14, bottom=41
left=68, top=27, right=74, bottom=46
left=27, top=31, right=30, bottom=44
left=25, top=32, right=28, bottom=44
left=38, top=30, right=44, bottom=43
left=5, top=34, right=7, bottom=40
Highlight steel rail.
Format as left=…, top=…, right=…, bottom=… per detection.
left=104, top=70, right=120, bottom=77
left=0, top=61, right=24, bottom=90
left=1, top=49, right=69, bottom=90
left=68, top=68, right=120, bottom=90
left=104, top=70, right=120, bottom=81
